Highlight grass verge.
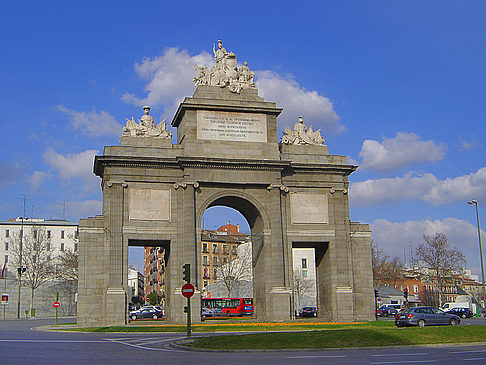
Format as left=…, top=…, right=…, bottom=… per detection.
left=186, top=325, right=486, bottom=350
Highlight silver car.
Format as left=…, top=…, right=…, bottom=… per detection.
left=395, top=306, right=460, bottom=327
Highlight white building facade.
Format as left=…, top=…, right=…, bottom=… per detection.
left=0, top=218, right=79, bottom=318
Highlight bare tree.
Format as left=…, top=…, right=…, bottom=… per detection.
left=372, top=243, right=404, bottom=288
left=413, top=233, right=466, bottom=307
left=56, top=249, right=78, bottom=283
left=215, top=242, right=252, bottom=297
left=9, top=226, right=56, bottom=310
left=293, top=268, right=314, bottom=313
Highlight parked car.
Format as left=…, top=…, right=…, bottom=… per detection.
left=395, top=306, right=460, bottom=327
left=201, top=307, right=223, bottom=318
left=300, top=306, right=317, bottom=317
left=376, top=304, right=400, bottom=317
left=445, top=307, right=474, bottom=319
left=130, top=307, right=163, bottom=320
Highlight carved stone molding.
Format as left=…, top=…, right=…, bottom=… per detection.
left=330, top=187, right=347, bottom=194
left=266, top=184, right=289, bottom=193
left=174, top=181, right=200, bottom=190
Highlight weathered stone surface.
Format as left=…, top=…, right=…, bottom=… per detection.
left=78, top=79, right=374, bottom=326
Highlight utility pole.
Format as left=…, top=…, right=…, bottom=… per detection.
left=17, top=195, right=27, bottom=319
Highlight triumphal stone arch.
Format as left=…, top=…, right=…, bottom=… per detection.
left=78, top=41, right=374, bottom=326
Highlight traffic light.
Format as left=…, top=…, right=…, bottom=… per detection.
left=403, top=288, right=408, bottom=299
left=17, top=267, right=26, bottom=275
left=183, top=263, right=190, bottom=283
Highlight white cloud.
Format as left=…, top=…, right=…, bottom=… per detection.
left=45, top=199, right=102, bottom=222
left=459, top=137, right=482, bottom=151
left=350, top=172, right=437, bottom=206
left=57, top=105, right=122, bottom=137
left=28, top=171, right=51, bottom=191
left=350, top=167, right=486, bottom=206
left=122, top=48, right=213, bottom=121
left=359, top=132, right=445, bottom=171
left=43, top=148, right=100, bottom=190
left=121, top=47, right=343, bottom=134
left=256, top=71, right=344, bottom=134
left=371, top=218, right=484, bottom=275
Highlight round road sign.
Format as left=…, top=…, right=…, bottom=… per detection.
left=181, top=283, right=195, bottom=298
left=53, top=301, right=60, bottom=308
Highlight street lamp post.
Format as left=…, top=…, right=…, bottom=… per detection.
left=17, top=217, right=23, bottom=319
left=468, top=200, right=485, bottom=315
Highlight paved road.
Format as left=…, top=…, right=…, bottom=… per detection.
left=1, top=318, right=486, bottom=364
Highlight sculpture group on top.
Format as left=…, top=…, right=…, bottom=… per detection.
left=122, top=106, right=172, bottom=138
left=281, top=116, right=325, bottom=146
left=193, top=40, right=256, bottom=93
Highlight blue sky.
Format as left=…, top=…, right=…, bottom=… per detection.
left=1, top=1, right=485, bottom=275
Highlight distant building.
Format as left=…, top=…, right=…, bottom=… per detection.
left=292, top=248, right=317, bottom=311
left=0, top=218, right=79, bottom=318
left=201, top=224, right=249, bottom=294
left=144, top=246, right=165, bottom=305
left=128, top=267, right=144, bottom=305
left=0, top=217, right=79, bottom=273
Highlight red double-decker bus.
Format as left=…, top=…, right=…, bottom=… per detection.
left=201, top=298, right=253, bottom=316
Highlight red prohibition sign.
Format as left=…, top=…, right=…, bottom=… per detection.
left=53, top=301, right=60, bottom=308
left=181, top=283, right=195, bottom=298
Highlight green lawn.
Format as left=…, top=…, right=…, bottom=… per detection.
left=186, top=325, right=486, bottom=350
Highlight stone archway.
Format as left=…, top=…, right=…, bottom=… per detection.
left=77, top=43, right=374, bottom=327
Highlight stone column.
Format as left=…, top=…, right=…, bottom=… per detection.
left=104, top=181, right=128, bottom=326
left=267, top=184, right=291, bottom=321
left=169, top=182, right=201, bottom=324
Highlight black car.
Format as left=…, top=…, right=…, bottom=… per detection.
left=130, top=307, right=163, bottom=320
left=300, top=306, right=317, bottom=317
left=445, top=307, right=474, bottom=318
left=395, top=306, right=460, bottom=327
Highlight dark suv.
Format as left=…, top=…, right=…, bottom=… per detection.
left=395, top=306, right=460, bottom=327
left=300, top=306, right=317, bottom=317
left=445, top=307, right=474, bottom=318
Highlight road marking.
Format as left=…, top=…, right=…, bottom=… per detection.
left=286, top=355, right=345, bottom=359
left=0, top=339, right=104, bottom=343
left=450, top=350, right=486, bottom=354
left=370, top=361, right=437, bottom=364
left=104, top=337, right=186, bottom=352
left=464, top=358, right=486, bottom=361
left=372, top=353, right=428, bottom=357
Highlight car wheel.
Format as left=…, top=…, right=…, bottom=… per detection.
left=450, top=318, right=459, bottom=326
left=417, top=319, right=426, bottom=328
left=226, top=311, right=231, bottom=317
left=131, top=315, right=137, bottom=320
left=461, top=314, right=466, bottom=319
left=152, top=314, right=158, bottom=320
left=383, top=312, right=388, bottom=317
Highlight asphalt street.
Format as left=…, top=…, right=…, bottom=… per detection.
left=0, top=318, right=486, bottom=364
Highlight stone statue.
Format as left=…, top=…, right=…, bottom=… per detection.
left=281, top=116, right=325, bottom=146
left=122, top=106, right=172, bottom=139
left=193, top=40, right=257, bottom=93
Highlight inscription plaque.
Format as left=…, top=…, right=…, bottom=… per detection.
left=290, top=193, right=329, bottom=224
left=197, top=110, right=267, bottom=142
left=129, top=189, right=171, bottom=221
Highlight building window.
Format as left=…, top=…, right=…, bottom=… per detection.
left=5, top=230, right=9, bottom=238
left=302, top=269, right=308, bottom=278
left=413, top=285, right=418, bottom=293
left=61, top=231, right=65, bottom=239
left=47, top=230, right=51, bottom=239
left=4, top=255, right=8, bottom=263
left=223, top=257, right=228, bottom=264
left=232, top=245, right=237, bottom=254
left=203, top=255, right=208, bottom=266
left=213, top=268, right=218, bottom=279
left=202, top=243, right=208, bottom=253
left=47, top=242, right=51, bottom=251
left=74, top=229, right=79, bottom=239
left=223, top=244, right=228, bottom=254
left=212, top=256, right=218, bottom=266
left=74, top=243, right=78, bottom=252
left=5, top=242, right=8, bottom=251
left=33, top=230, right=37, bottom=239
left=60, top=242, right=65, bottom=251
left=212, top=244, right=218, bottom=254
left=203, top=281, right=208, bottom=288
left=302, top=258, right=307, bottom=269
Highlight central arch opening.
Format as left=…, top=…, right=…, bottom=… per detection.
left=199, top=194, right=266, bottom=319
